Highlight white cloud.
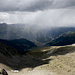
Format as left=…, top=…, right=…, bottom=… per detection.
left=0, top=9, right=75, bottom=28
left=0, top=0, right=75, bottom=28
left=0, top=11, right=41, bottom=24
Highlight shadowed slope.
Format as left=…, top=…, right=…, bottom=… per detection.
left=0, top=38, right=37, bottom=53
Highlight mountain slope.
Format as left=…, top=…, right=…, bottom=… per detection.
left=9, top=38, right=37, bottom=52
left=0, top=38, right=37, bottom=53
left=0, top=43, right=18, bottom=57
left=1, top=23, right=75, bottom=45
left=0, top=42, right=75, bottom=75
left=27, top=45, right=75, bottom=75
left=45, top=31, right=75, bottom=46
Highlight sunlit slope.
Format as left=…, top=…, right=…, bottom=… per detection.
left=28, top=45, right=75, bottom=75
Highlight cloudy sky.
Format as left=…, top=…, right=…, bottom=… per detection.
left=0, top=0, right=75, bottom=27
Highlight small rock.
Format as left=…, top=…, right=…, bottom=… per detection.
left=0, top=69, right=8, bottom=75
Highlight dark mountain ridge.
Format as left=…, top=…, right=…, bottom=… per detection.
left=0, top=43, right=18, bottom=57
left=45, top=31, right=75, bottom=46
left=0, top=38, right=37, bottom=53
left=1, top=23, right=75, bottom=45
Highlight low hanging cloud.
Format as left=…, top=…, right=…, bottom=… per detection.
left=0, top=0, right=75, bottom=28
left=0, top=9, right=75, bottom=28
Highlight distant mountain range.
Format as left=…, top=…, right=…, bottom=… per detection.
left=1, top=23, right=75, bottom=46
left=0, top=23, right=75, bottom=45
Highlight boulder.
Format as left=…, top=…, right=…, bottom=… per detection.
left=0, top=69, right=8, bottom=75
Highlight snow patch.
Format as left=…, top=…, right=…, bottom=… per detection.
left=11, top=70, right=19, bottom=73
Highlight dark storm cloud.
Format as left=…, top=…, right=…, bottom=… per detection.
left=0, top=0, right=75, bottom=12
left=0, top=0, right=75, bottom=28
left=0, top=0, right=53, bottom=12
left=24, top=0, right=53, bottom=11
left=51, top=0, right=75, bottom=9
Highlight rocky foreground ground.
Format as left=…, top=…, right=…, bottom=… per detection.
left=0, top=44, right=75, bottom=75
